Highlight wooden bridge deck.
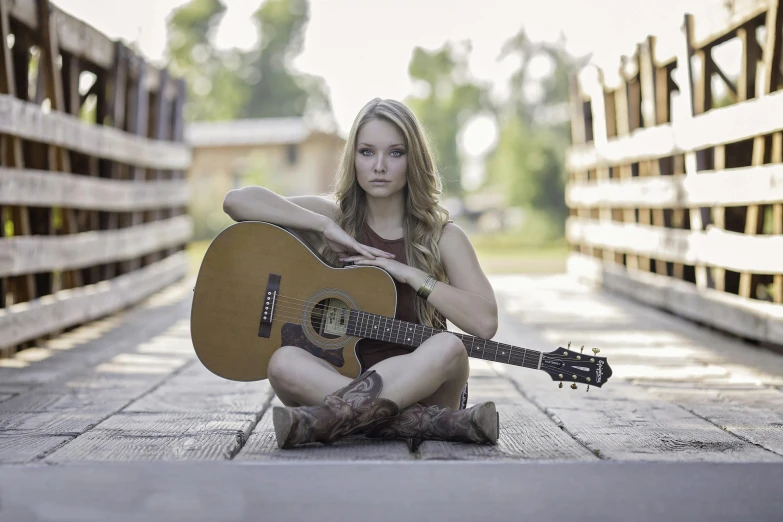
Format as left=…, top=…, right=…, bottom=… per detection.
left=1, top=273, right=783, bottom=465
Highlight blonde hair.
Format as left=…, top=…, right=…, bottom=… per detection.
left=323, top=98, right=451, bottom=329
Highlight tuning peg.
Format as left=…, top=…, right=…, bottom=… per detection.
left=592, top=347, right=600, bottom=355
left=586, top=385, right=590, bottom=392
left=558, top=381, right=563, bottom=389
left=567, top=341, right=571, bottom=349
left=570, top=382, right=577, bottom=390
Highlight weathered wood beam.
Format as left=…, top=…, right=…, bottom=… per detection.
left=0, top=168, right=189, bottom=210
left=566, top=88, right=783, bottom=171
left=0, top=215, right=192, bottom=277
left=8, top=0, right=176, bottom=98
left=0, top=252, right=187, bottom=350
left=0, top=94, right=191, bottom=169
left=566, top=217, right=783, bottom=274
left=566, top=164, right=783, bottom=209
left=568, top=252, right=783, bottom=347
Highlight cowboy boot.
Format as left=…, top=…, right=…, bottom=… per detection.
left=366, top=401, right=499, bottom=445
left=272, top=370, right=399, bottom=449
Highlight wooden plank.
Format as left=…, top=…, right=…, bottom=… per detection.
left=680, top=14, right=710, bottom=288
left=418, top=383, right=596, bottom=461
left=544, top=395, right=780, bottom=461
left=568, top=252, right=783, bottom=346
left=499, top=364, right=781, bottom=461
left=38, top=0, right=82, bottom=292
left=0, top=287, right=192, bottom=391
left=124, top=382, right=272, bottom=415
left=0, top=389, right=132, bottom=414
left=773, top=132, right=783, bottom=303
left=0, top=94, right=191, bottom=170
left=9, top=0, right=176, bottom=98
left=0, top=252, right=188, bottom=350
left=0, top=411, right=103, bottom=434
left=566, top=164, right=783, bottom=209
left=235, top=396, right=413, bottom=461
left=650, top=387, right=783, bottom=457
left=566, top=217, right=783, bottom=273
left=566, top=89, right=783, bottom=171
left=0, top=168, right=188, bottom=212
left=0, top=0, right=37, bottom=320
left=0, top=434, right=71, bottom=464
left=640, top=37, right=668, bottom=275
left=739, top=0, right=781, bottom=298
left=45, top=413, right=256, bottom=462
left=0, top=215, right=192, bottom=277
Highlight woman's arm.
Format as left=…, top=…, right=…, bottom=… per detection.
left=223, top=186, right=335, bottom=233
left=223, top=186, right=396, bottom=261
left=407, top=224, right=498, bottom=339
left=343, top=223, right=498, bottom=338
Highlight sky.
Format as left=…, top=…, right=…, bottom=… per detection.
left=55, top=0, right=731, bottom=137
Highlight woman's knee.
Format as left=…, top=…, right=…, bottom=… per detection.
left=427, top=332, right=469, bottom=376
left=267, top=346, right=302, bottom=392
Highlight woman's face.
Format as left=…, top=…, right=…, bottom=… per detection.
left=354, top=118, right=408, bottom=198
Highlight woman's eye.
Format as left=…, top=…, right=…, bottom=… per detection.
left=391, top=150, right=405, bottom=157
left=360, top=149, right=373, bottom=156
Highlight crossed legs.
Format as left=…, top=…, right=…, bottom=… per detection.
left=267, top=332, right=470, bottom=410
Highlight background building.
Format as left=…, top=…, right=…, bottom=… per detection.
left=185, top=117, right=345, bottom=239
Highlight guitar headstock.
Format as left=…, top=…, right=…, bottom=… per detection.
left=540, top=342, right=612, bottom=391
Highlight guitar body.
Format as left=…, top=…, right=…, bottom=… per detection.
left=191, top=221, right=398, bottom=382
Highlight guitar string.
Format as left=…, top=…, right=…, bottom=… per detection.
left=252, top=295, right=591, bottom=364
left=245, top=302, right=587, bottom=368
left=255, top=310, right=546, bottom=369
left=262, top=293, right=597, bottom=358
left=259, top=293, right=593, bottom=357
left=259, top=293, right=592, bottom=360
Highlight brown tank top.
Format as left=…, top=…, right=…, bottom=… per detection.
left=351, top=220, right=468, bottom=409
left=354, top=221, right=448, bottom=371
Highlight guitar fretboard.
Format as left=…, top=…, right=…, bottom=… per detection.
left=346, top=310, right=541, bottom=370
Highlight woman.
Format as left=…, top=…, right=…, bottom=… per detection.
left=222, top=98, right=499, bottom=449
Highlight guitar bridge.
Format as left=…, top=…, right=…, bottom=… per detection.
left=258, top=274, right=281, bottom=338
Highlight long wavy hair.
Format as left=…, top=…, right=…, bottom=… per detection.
left=322, top=98, right=451, bottom=329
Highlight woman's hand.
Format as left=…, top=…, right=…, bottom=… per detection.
left=339, top=254, right=419, bottom=285
left=321, top=220, right=395, bottom=261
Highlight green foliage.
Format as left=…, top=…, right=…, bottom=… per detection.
left=483, top=30, right=583, bottom=234
left=405, top=42, right=489, bottom=198
left=487, top=116, right=568, bottom=231
left=165, top=0, right=332, bottom=122
left=167, top=0, right=248, bottom=121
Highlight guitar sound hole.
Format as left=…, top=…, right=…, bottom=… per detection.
left=310, top=298, right=350, bottom=339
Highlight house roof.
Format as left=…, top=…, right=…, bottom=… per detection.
left=185, top=117, right=342, bottom=148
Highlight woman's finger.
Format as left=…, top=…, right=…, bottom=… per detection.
left=355, top=243, right=394, bottom=258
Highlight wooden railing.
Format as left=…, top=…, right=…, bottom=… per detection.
left=0, top=0, right=192, bottom=357
left=565, top=0, right=783, bottom=346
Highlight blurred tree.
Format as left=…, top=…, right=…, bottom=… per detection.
left=166, top=0, right=248, bottom=121
left=406, top=42, right=489, bottom=198
left=165, top=0, right=333, bottom=123
left=243, top=0, right=333, bottom=120
left=485, top=31, right=584, bottom=232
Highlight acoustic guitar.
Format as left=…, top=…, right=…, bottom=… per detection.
left=190, top=221, right=613, bottom=390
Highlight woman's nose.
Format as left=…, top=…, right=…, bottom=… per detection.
left=374, top=156, right=386, bottom=173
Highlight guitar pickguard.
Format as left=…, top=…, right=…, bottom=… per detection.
left=280, top=322, right=345, bottom=367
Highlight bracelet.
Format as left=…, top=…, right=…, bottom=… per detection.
left=416, top=275, right=438, bottom=299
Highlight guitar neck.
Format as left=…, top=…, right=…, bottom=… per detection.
left=347, top=310, right=542, bottom=370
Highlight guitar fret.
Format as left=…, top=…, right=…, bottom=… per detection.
left=348, top=309, right=542, bottom=371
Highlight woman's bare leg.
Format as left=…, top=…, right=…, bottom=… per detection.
left=369, top=332, right=469, bottom=410
left=267, top=346, right=351, bottom=406
left=268, top=332, right=469, bottom=410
